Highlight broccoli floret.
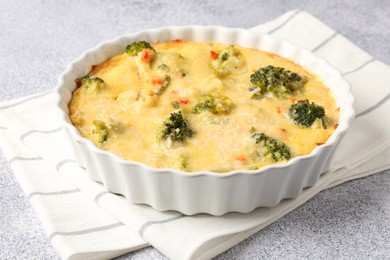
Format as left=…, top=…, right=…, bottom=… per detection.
left=171, top=101, right=180, bottom=109
left=249, top=65, right=307, bottom=99
left=212, top=46, right=244, bottom=77
left=159, top=111, right=194, bottom=142
left=125, top=41, right=156, bottom=56
left=75, top=75, right=105, bottom=92
left=252, top=132, right=291, bottom=162
left=157, top=63, right=170, bottom=73
left=154, top=52, right=185, bottom=73
left=178, top=154, right=189, bottom=170
left=289, top=99, right=326, bottom=128
left=176, top=67, right=187, bottom=77
left=92, top=120, right=108, bottom=145
left=156, top=75, right=171, bottom=96
left=192, top=94, right=234, bottom=114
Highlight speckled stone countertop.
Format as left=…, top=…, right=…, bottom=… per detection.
left=0, top=1, right=389, bottom=259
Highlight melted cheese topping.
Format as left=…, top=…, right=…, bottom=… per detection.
left=69, top=41, right=339, bottom=172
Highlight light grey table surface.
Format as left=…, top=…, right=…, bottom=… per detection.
left=1, top=0, right=389, bottom=259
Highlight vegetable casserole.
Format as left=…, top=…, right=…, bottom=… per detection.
left=69, top=40, right=339, bottom=173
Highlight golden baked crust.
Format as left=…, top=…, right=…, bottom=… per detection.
left=69, top=40, right=339, bottom=172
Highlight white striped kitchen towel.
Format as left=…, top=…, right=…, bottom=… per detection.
left=0, top=10, right=389, bottom=260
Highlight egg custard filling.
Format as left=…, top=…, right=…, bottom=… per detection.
left=69, top=40, right=339, bottom=172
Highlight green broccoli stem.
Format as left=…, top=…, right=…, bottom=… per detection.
left=156, top=75, right=171, bottom=96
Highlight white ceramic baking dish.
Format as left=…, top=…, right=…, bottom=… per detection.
left=54, top=26, right=354, bottom=216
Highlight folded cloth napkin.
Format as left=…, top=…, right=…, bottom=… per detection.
left=1, top=10, right=389, bottom=260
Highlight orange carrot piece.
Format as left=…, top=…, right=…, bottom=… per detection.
left=235, top=155, right=247, bottom=161
left=141, top=49, right=154, bottom=63
left=210, top=50, right=219, bottom=60
left=152, top=76, right=163, bottom=85
left=179, top=97, right=189, bottom=104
